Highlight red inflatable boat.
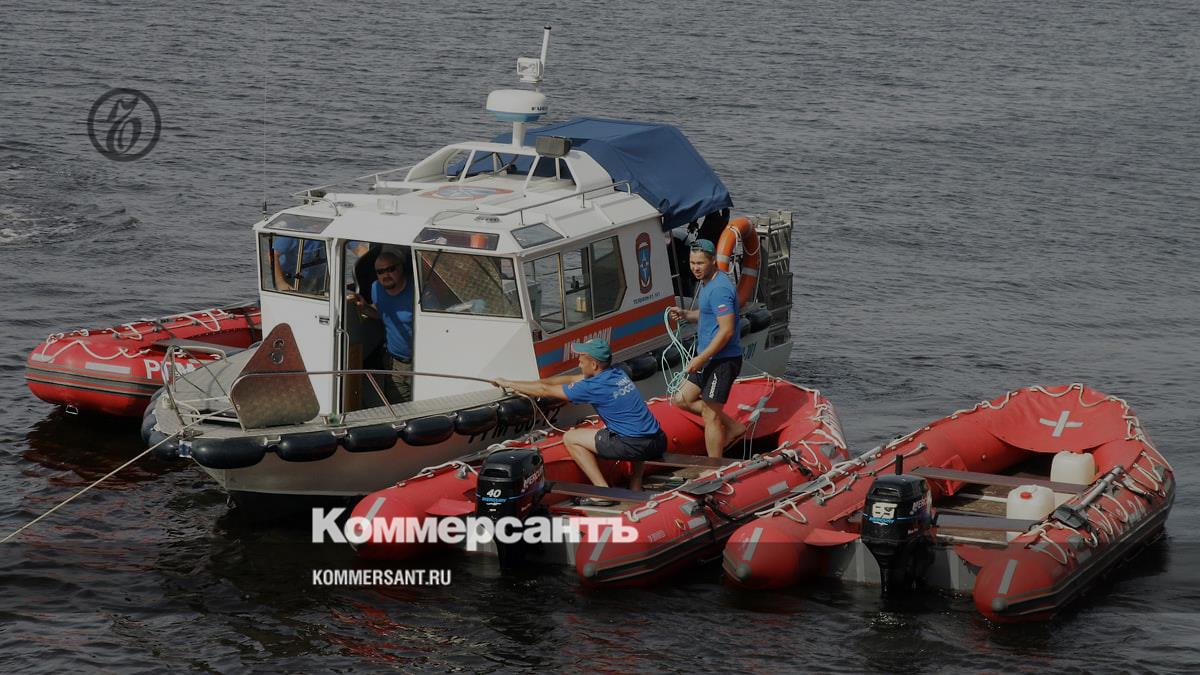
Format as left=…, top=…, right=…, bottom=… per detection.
left=25, top=303, right=261, bottom=417
left=722, top=384, right=1175, bottom=623
left=351, top=376, right=849, bottom=587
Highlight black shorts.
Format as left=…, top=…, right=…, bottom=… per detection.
left=595, top=428, right=667, bottom=461
left=685, top=356, right=742, bottom=404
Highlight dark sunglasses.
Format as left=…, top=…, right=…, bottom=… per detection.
left=375, top=264, right=398, bottom=275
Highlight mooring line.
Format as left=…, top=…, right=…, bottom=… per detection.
left=0, top=407, right=232, bottom=544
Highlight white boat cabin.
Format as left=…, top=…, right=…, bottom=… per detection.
left=253, top=129, right=706, bottom=415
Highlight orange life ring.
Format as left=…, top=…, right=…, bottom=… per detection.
left=715, top=216, right=760, bottom=308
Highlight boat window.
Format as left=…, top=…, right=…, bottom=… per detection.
left=417, top=251, right=523, bottom=318
left=259, top=233, right=329, bottom=298
left=266, top=214, right=333, bottom=234
left=522, top=235, right=625, bottom=334
left=589, top=236, right=625, bottom=316
left=414, top=227, right=500, bottom=251
left=523, top=254, right=564, bottom=333
left=512, top=222, right=563, bottom=249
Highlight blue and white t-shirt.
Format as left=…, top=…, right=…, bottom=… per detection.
left=697, top=272, right=742, bottom=359
left=564, top=368, right=661, bottom=438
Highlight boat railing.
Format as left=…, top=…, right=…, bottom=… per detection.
left=428, top=179, right=635, bottom=227
left=289, top=164, right=421, bottom=213
left=162, top=357, right=500, bottom=430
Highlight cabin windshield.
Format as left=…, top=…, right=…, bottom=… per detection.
left=417, top=251, right=523, bottom=318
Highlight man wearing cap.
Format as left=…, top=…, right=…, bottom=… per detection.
left=493, top=338, right=666, bottom=493
left=667, top=239, right=747, bottom=458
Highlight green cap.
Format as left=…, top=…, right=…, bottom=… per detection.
left=690, top=239, right=716, bottom=254
left=572, top=338, right=611, bottom=362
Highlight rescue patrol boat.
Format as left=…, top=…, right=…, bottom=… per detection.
left=24, top=303, right=261, bottom=417
left=144, top=29, right=798, bottom=505
left=721, top=383, right=1175, bottom=623
left=350, top=376, right=849, bottom=585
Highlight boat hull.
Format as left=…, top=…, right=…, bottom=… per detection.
left=167, top=323, right=791, bottom=498
left=721, top=384, right=1177, bottom=623
left=25, top=304, right=261, bottom=417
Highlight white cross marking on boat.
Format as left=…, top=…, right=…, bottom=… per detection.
left=997, top=559, right=1019, bottom=595
left=1039, top=410, right=1083, bottom=437
left=363, top=497, right=387, bottom=521
left=737, top=396, right=778, bottom=423
left=742, top=526, right=763, bottom=562
left=588, top=525, right=613, bottom=562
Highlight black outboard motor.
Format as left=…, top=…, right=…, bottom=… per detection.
left=860, top=458, right=933, bottom=597
left=475, top=449, right=546, bottom=570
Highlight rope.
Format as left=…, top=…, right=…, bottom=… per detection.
left=660, top=307, right=694, bottom=396
left=0, top=406, right=234, bottom=544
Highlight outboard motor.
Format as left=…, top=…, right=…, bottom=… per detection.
left=860, top=456, right=933, bottom=597
left=475, top=449, right=546, bottom=570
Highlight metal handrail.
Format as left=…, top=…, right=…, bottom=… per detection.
left=289, top=164, right=419, bottom=202
left=223, top=368, right=501, bottom=429
left=429, top=179, right=635, bottom=227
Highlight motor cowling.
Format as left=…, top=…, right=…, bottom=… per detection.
left=860, top=473, right=933, bottom=597
left=475, top=449, right=546, bottom=569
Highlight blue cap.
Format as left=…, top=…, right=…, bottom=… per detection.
left=690, top=239, right=716, bottom=255
left=572, top=338, right=611, bottom=363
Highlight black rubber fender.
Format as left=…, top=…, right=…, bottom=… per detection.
left=625, top=354, right=658, bottom=381
left=140, top=386, right=166, bottom=445
left=454, top=405, right=497, bottom=436
left=496, top=397, right=534, bottom=426
left=746, top=307, right=773, bottom=333
left=342, top=423, right=398, bottom=453
left=147, top=429, right=180, bottom=462
left=191, top=436, right=268, bottom=469
left=738, top=316, right=752, bottom=338
left=400, top=415, right=455, bottom=446
left=274, top=430, right=339, bottom=462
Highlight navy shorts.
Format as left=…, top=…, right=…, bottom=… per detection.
left=595, top=428, right=667, bottom=461
left=685, top=356, right=742, bottom=404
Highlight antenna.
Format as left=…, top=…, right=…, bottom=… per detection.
left=489, top=26, right=552, bottom=147
left=517, top=25, right=552, bottom=89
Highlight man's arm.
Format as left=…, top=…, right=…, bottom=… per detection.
left=272, top=252, right=296, bottom=291
left=493, top=373, right=586, bottom=400
left=667, top=306, right=699, bottom=323
left=346, top=292, right=380, bottom=319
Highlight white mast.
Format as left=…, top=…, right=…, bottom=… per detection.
left=486, top=26, right=552, bottom=148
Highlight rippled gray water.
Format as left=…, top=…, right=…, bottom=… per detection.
left=2, top=0, right=1198, bottom=672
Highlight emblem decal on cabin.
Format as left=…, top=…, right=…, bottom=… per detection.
left=636, top=232, right=653, bottom=293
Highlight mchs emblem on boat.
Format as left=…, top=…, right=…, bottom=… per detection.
left=636, top=232, right=652, bottom=293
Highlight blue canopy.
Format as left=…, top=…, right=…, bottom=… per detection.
left=493, top=117, right=733, bottom=231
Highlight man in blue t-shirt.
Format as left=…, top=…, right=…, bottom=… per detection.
left=493, top=338, right=666, bottom=495
left=668, top=239, right=746, bottom=458
left=347, top=251, right=414, bottom=403
left=271, top=236, right=327, bottom=294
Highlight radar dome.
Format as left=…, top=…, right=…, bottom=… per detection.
left=486, top=89, right=548, bottom=123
